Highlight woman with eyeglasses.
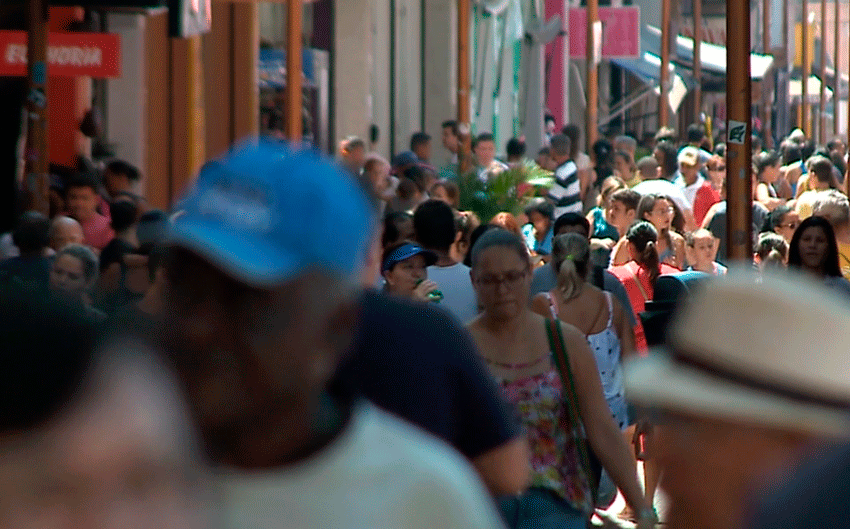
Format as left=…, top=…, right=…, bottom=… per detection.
left=761, top=205, right=800, bottom=244
left=633, top=194, right=685, bottom=269
left=466, top=229, right=653, bottom=529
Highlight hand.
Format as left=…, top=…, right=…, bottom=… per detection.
left=413, top=280, right=439, bottom=302
left=634, top=507, right=659, bottom=529
left=590, top=238, right=616, bottom=251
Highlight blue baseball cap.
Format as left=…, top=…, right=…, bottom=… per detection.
left=169, top=139, right=374, bottom=288
left=381, top=243, right=437, bottom=272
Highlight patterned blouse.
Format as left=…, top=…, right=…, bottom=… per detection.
left=498, top=368, right=593, bottom=513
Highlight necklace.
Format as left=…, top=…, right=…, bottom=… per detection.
left=483, top=352, right=549, bottom=370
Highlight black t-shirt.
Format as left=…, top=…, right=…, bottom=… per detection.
left=99, top=238, right=136, bottom=273
left=338, top=289, right=519, bottom=459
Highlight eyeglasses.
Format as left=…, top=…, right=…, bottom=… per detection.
left=652, top=207, right=675, bottom=215
left=475, top=269, right=528, bottom=288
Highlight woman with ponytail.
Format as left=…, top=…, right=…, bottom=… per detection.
left=532, top=233, right=635, bottom=430
left=608, top=221, right=679, bottom=352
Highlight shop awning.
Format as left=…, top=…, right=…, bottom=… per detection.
left=643, top=26, right=774, bottom=81
left=609, top=51, right=689, bottom=117
left=790, top=76, right=834, bottom=102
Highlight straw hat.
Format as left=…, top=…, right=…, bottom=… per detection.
left=625, top=271, right=850, bottom=437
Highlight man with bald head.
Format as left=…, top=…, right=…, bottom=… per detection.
left=49, top=216, right=84, bottom=252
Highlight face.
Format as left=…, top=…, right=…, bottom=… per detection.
left=528, top=211, right=551, bottom=237
left=383, top=254, right=427, bottom=295
left=774, top=211, right=800, bottom=243
left=50, top=254, right=89, bottom=299
left=656, top=413, right=808, bottom=529
left=473, top=140, right=496, bottom=167
left=798, top=225, right=830, bottom=270
left=607, top=200, right=635, bottom=234
left=679, top=163, right=700, bottom=184
left=708, top=161, right=726, bottom=189
left=472, top=246, right=531, bottom=321
left=430, top=185, right=451, bottom=206
left=614, top=155, right=631, bottom=179
left=644, top=198, right=674, bottom=231
left=414, top=141, right=431, bottom=163
left=102, top=169, right=129, bottom=198
left=367, top=163, right=391, bottom=193
left=536, top=153, right=556, bottom=171
left=164, top=251, right=355, bottom=460
left=761, top=162, right=781, bottom=184
left=51, top=221, right=84, bottom=251
left=0, top=357, right=203, bottom=529
left=689, top=236, right=716, bottom=265
left=66, top=186, right=99, bottom=223
left=442, top=127, right=459, bottom=152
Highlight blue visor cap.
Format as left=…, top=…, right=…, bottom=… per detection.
left=169, top=139, right=375, bottom=288
left=382, top=243, right=438, bottom=272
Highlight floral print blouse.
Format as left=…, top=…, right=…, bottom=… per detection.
left=498, top=367, right=593, bottom=513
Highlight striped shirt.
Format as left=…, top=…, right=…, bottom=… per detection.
left=548, top=160, right=582, bottom=217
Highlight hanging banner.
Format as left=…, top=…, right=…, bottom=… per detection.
left=0, top=31, right=121, bottom=78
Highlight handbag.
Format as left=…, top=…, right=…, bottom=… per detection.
left=545, top=318, right=603, bottom=508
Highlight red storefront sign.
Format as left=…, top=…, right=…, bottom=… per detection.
left=0, top=31, right=121, bottom=78
left=569, top=7, right=641, bottom=59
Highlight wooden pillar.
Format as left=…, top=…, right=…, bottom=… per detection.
left=233, top=3, right=259, bottom=141
left=659, top=0, right=671, bottom=128
left=802, top=0, right=810, bottom=135
left=586, top=0, right=599, bottom=148
left=834, top=0, right=840, bottom=137
left=694, top=0, right=702, bottom=125
left=24, top=0, right=49, bottom=215
left=726, top=0, right=753, bottom=261
left=819, top=0, right=827, bottom=143
left=286, top=0, right=302, bottom=141
left=762, top=0, right=771, bottom=147
left=170, top=35, right=206, bottom=199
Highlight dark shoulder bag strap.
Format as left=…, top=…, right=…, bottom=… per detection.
left=545, top=319, right=598, bottom=505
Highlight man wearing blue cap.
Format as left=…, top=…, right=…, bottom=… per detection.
left=163, top=140, right=504, bottom=528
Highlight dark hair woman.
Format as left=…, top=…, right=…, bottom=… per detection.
left=466, top=229, right=653, bottom=529
left=608, top=221, right=679, bottom=352
left=787, top=216, right=850, bottom=298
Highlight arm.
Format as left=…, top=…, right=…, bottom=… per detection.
left=471, top=437, right=532, bottom=496
left=701, top=203, right=721, bottom=230
left=612, top=298, right=636, bottom=361
left=755, top=183, right=785, bottom=211
left=609, top=237, right=630, bottom=267
left=531, top=293, right=553, bottom=318
left=672, top=234, right=686, bottom=270
left=561, top=323, right=649, bottom=513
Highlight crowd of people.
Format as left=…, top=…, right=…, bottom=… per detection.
left=2, top=116, right=850, bottom=529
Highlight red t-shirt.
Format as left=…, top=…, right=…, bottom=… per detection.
left=609, top=261, right=679, bottom=352
left=693, top=182, right=721, bottom=227
left=81, top=213, right=115, bottom=251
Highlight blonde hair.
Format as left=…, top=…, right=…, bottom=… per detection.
left=553, top=233, right=590, bottom=300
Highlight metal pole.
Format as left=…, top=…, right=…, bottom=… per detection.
left=819, top=0, right=827, bottom=144
left=659, top=0, right=671, bottom=129
left=586, top=0, right=599, bottom=148
left=726, top=0, right=753, bottom=261
left=762, top=0, right=771, bottom=148
left=802, top=0, right=810, bottom=135
left=24, top=0, right=49, bottom=216
left=834, top=0, right=840, bottom=137
left=285, top=0, right=302, bottom=141
left=694, top=0, right=702, bottom=125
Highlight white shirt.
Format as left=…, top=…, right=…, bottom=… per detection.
left=216, top=404, right=504, bottom=529
left=427, top=262, right=479, bottom=323
left=679, top=174, right=705, bottom=207
left=632, top=178, right=693, bottom=214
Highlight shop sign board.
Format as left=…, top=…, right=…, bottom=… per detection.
left=0, top=31, right=120, bottom=78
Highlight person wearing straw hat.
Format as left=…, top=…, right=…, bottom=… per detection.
left=624, top=271, right=850, bottom=529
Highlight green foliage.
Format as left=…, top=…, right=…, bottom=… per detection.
left=457, top=162, right=553, bottom=223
